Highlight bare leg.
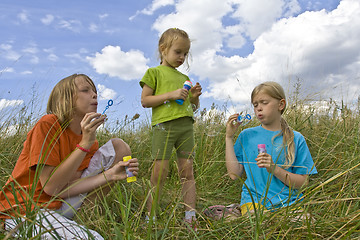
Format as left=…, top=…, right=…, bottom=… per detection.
left=146, top=159, right=169, bottom=216
left=177, top=157, right=196, bottom=211
left=84, top=138, right=131, bottom=206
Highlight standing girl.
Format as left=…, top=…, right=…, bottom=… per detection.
left=0, top=74, right=139, bottom=239
left=225, top=81, right=317, bottom=215
left=140, top=28, right=202, bottom=227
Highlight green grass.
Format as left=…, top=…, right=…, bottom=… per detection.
left=1, top=96, right=360, bottom=239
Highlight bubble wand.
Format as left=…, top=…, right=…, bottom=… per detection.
left=101, top=99, right=113, bottom=116
left=233, top=113, right=252, bottom=126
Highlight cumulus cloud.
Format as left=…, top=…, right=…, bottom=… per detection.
left=150, top=0, right=360, bottom=104
left=230, top=0, right=301, bottom=39
left=0, top=99, right=24, bottom=110
left=97, top=84, right=117, bottom=100
left=87, top=46, right=149, bottom=80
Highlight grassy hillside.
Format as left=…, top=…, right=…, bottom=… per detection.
left=0, top=98, right=359, bottom=239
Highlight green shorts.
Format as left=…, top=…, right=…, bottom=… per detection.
left=152, top=117, right=195, bottom=160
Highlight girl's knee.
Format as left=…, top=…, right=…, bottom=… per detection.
left=111, top=138, right=131, bottom=156
left=179, top=168, right=194, bottom=181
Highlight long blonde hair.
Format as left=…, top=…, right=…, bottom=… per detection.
left=251, top=81, right=295, bottom=168
left=46, top=74, right=96, bottom=126
left=158, top=28, right=191, bottom=68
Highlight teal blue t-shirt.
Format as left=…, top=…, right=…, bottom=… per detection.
left=234, top=125, right=317, bottom=210
left=140, top=65, right=193, bottom=126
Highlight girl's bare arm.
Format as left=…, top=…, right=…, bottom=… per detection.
left=225, top=114, right=244, bottom=180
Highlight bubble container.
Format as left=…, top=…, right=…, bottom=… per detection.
left=258, top=144, right=267, bottom=154
left=175, top=80, right=192, bottom=105
left=123, top=156, right=136, bottom=183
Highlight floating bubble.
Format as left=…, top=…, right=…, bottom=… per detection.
left=164, top=100, right=171, bottom=108
left=206, top=121, right=223, bottom=137
left=154, top=123, right=166, bottom=131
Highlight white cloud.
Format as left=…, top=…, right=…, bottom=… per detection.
left=89, top=23, right=98, bottom=32
left=87, top=46, right=149, bottom=81
left=0, top=124, right=19, bottom=137
left=0, top=99, right=24, bottom=110
left=17, top=10, right=30, bottom=23
left=22, top=46, right=38, bottom=54
left=58, top=19, right=82, bottom=32
left=0, top=44, right=21, bottom=61
left=149, top=0, right=360, bottom=105
left=97, top=84, right=117, bottom=100
left=65, top=53, right=87, bottom=63
left=129, top=0, right=175, bottom=20
left=43, top=48, right=55, bottom=53
left=0, top=44, right=12, bottom=51
left=230, top=0, right=301, bottom=39
left=21, top=71, right=32, bottom=75
left=48, top=53, right=58, bottom=61
left=99, top=14, right=109, bottom=20
left=79, top=48, right=89, bottom=54
left=41, top=14, right=55, bottom=25
left=1, top=67, right=14, bottom=73
left=30, top=56, right=39, bottom=64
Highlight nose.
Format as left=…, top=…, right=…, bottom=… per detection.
left=92, top=91, right=97, bottom=99
left=255, top=105, right=262, bottom=112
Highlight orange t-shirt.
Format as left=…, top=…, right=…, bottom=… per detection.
left=0, top=114, right=98, bottom=219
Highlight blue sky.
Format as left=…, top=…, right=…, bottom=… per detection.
left=1, top=0, right=359, bottom=127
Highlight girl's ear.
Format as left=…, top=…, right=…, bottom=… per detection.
left=279, top=99, right=286, bottom=111
left=160, top=45, right=167, bottom=57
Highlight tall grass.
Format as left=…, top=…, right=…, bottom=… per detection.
left=1, top=93, right=360, bottom=239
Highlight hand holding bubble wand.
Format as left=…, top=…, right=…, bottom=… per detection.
left=101, top=99, right=113, bottom=116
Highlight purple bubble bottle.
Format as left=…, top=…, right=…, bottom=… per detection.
left=258, top=144, right=266, bottom=154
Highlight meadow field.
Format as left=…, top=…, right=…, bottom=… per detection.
left=0, top=94, right=359, bottom=239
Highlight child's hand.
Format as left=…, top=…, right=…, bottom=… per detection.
left=172, top=88, right=189, bottom=101
left=108, top=157, right=139, bottom=181
left=79, top=112, right=105, bottom=148
left=226, top=114, right=240, bottom=138
left=255, top=153, right=275, bottom=173
left=190, top=82, right=202, bottom=98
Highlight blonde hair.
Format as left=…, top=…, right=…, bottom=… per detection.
left=47, top=74, right=96, bottom=126
left=158, top=28, right=191, bottom=68
left=251, top=81, right=295, bottom=168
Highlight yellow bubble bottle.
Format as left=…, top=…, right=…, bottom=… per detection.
left=123, top=156, right=137, bottom=183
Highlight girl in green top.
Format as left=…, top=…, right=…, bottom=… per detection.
left=140, top=28, right=202, bottom=229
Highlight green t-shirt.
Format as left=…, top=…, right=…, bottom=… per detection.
left=140, top=65, right=194, bottom=126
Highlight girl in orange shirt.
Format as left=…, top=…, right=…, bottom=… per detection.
left=0, top=74, right=139, bottom=239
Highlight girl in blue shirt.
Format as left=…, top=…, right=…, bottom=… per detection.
left=225, top=81, right=317, bottom=215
